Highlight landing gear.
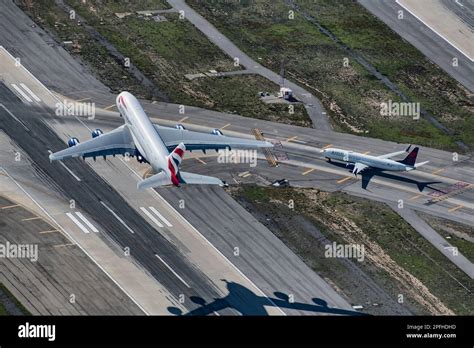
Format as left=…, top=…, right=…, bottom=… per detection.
left=326, top=157, right=331, bottom=163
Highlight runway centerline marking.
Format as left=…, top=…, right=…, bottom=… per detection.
left=432, top=168, right=444, bottom=175
left=149, top=207, right=173, bottom=227
left=66, top=212, right=90, bottom=234
left=1, top=204, right=20, bottom=209
left=48, top=150, right=81, bottom=181
left=448, top=205, right=463, bottom=213
left=362, top=151, right=370, bottom=155
left=322, top=144, right=333, bottom=149
left=154, top=254, right=191, bottom=288
left=100, top=201, right=135, bottom=234
left=104, top=104, right=116, bottom=110
left=178, top=116, right=188, bottom=123
left=220, top=123, right=231, bottom=130
left=337, top=176, right=352, bottom=184
left=39, top=229, right=60, bottom=234
left=140, top=207, right=164, bottom=228
left=20, top=83, right=41, bottom=102
left=22, top=216, right=42, bottom=221
left=302, top=168, right=315, bottom=175
left=75, top=212, right=99, bottom=233
left=11, top=83, right=32, bottom=102
left=286, top=136, right=298, bottom=143
left=53, top=243, right=75, bottom=248
left=409, top=194, right=422, bottom=201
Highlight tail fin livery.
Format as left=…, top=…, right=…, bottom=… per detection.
left=167, top=143, right=186, bottom=186
left=399, top=146, right=419, bottom=166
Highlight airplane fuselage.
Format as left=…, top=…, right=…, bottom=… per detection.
left=116, top=92, right=170, bottom=175
left=323, top=148, right=413, bottom=171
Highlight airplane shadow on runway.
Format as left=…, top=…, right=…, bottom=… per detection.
left=167, top=280, right=365, bottom=316
left=327, top=161, right=442, bottom=191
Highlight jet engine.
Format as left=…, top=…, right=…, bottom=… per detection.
left=67, top=137, right=80, bottom=147
left=92, top=129, right=103, bottom=138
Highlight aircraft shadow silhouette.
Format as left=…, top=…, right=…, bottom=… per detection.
left=168, top=280, right=365, bottom=316
left=327, top=161, right=441, bottom=191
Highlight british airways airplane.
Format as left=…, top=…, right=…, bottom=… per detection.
left=49, top=91, right=273, bottom=189
left=322, top=145, right=429, bottom=175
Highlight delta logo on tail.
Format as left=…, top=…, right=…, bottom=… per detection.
left=398, top=145, right=418, bottom=167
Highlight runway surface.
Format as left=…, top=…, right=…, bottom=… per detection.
left=359, top=0, right=474, bottom=92
left=0, top=50, right=354, bottom=314
left=0, top=0, right=472, bottom=316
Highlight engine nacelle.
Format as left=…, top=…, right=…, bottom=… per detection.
left=68, top=137, right=80, bottom=147
left=134, top=149, right=148, bottom=164
left=92, top=129, right=103, bottom=138
left=175, top=124, right=186, bottom=130
left=211, top=128, right=223, bottom=136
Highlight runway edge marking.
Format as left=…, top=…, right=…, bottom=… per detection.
left=0, top=166, right=150, bottom=315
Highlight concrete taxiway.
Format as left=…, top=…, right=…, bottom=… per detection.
left=167, top=0, right=332, bottom=131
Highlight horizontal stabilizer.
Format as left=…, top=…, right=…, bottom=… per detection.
left=414, top=160, right=429, bottom=168
left=137, top=172, right=172, bottom=190
left=179, top=172, right=223, bottom=186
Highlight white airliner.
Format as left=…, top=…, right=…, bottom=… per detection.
left=322, top=145, right=429, bottom=175
left=49, top=91, right=273, bottom=189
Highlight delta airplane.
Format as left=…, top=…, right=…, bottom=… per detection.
left=49, top=91, right=273, bottom=189
left=322, top=145, right=429, bottom=175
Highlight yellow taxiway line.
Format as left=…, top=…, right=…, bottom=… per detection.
left=448, top=205, right=463, bottom=213
left=302, top=168, right=316, bottom=176
left=337, top=176, right=352, bottom=184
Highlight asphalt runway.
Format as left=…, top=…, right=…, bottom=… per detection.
left=442, top=0, right=474, bottom=30
left=0, top=196, right=143, bottom=315
left=0, top=76, right=354, bottom=315
left=0, top=83, right=242, bottom=315
left=1, top=0, right=472, bottom=314
left=359, top=0, right=474, bottom=92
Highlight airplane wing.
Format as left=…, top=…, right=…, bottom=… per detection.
left=352, top=162, right=369, bottom=175
left=377, top=150, right=407, bottom=159
left=154, top=125, right=273, bottom=151
left=377, top=145, right=411, bottom=159
left=49, top=125, right=135, bottom=161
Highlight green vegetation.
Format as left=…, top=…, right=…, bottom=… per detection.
left=419, top=212, right=474, bottom=263
left=231, top=185, right=474, bottom=314
left=19, top=0, right=152, bottom=98
left=21, top=0, right=310, bottom=125
left=0, top=283, right=30, bottom=315
left=188, top=0, right=474, bottom=151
